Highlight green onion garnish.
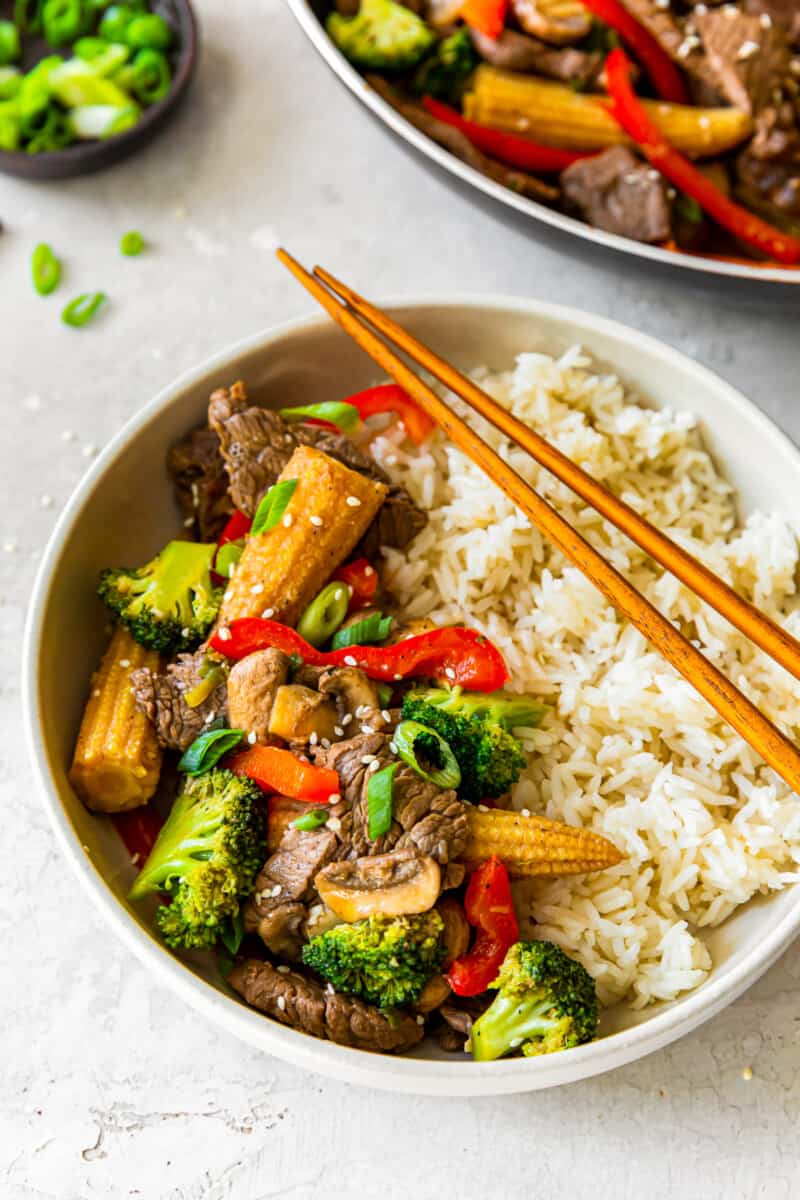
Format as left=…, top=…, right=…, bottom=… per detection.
left=367, top=762, right=397, bottom=841
left=296, top=581, right=351, bottom=649
left=393, top=720, right=461, bottom=789
left=116, top=47, right=171, bottom=104
left=42, top=0, right=85, bottom=48
left=292, top=808, right=331, bottom=832
left=251, top=478, right=298, bottom=536
left=120, top=229, right=145, bottom=256
left=61, top=290, right=107, bottom=327
left=279, top=401, right=360, bottom=434
left=219, top=910, right=244, bottom=955
left=330, top=611, right=393, bottom=651
left=31, top=242, right=61, bottom=296
left=0, top=20, right=20, bottom=66
left=14, top=0, right=44, bottom=35
left=178, top=727, right=245, bottom=775
left=376, top=682, right=393, bottom=709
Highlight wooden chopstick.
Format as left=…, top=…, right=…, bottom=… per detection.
left=315, top=263, right=800, bottom=687
left=276, top=248, right=800, bottom=796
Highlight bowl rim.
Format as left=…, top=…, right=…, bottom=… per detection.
left=22, top=294, right=800, bottom=1095
left=287, top=0, right=800, bottom=289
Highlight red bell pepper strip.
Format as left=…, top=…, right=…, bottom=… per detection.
left=580, top=0, right=688, bottom=103
left=212, top=509, right=252, bottom=583
left=210, top=618, right=509, bottom=691
left=227, top=745, right=341, bottom=804
left=605, top=48, right=800, bottom=266
left=344, top=383, right=435, bottom=445
left=460, top=0, right=507, bottom=39
left=423, top=98, right=592, bottom=173
left=447, top=856, right=519, bottom=996
left=333, top=558, right=379, bottom=611
left=112, top=806, right=164, bottom=865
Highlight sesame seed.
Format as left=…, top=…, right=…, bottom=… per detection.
left=247, top=731, right=257, bottom=745
left=40, top=494, right=53, bottom=508
left=181, top=627, right=190, bottom=638
left=478, top=804, right=489, bottom=813
left=223, top=588, right=233, bottom=601
left=271, top=884, right=282, bottom=897
left=284, top=434, right=293, bottom=445
left=361, top=754, right=377, bottom=764
left=93, top=688, right=101, bottom=697
left=368, top=760, right=381, bottom=773
left=364, top=565, right=375, bottom=576
left=759, top=11, right=771, bottom=27
left=698, top=115, right=710, bottom=129
left=320, top=737, right=331, bottom=749
left=262, top=607, right=275, bottom=619
left=205, top=712, right=216, bottom=724
left=119, top=659, right=131, bottom=668
left=521, top=808, right=531, bottom=818
left=276, top=964, right=290, bottom=974
left=510, top=1037, right=523, bottom=1049
left=183, top=516, right=195, bottom=527
left=381, top=710, right=391, bottom=723
left=334, top=726, right=344, bottom=737
left=361, top=724, right=376, bottom=736
left=385, top=455, right=398, bottom=466
left=445, top=667, right=456, bottom=680
left=309, top=731, right=319, bottom=746
left=736, top=39, right=759, bottom=61
left=283, top=512, right=293, bottom=527
left=328, top=793, right=341, bottom=804
left=277, top=996, right=286, bottom=1011
left=394, top=673, right=402, bottom=681
left=218, top=626, right=232, bottom=641
left=131, top=853, right=140, bottom=865
left=416, top=1015, right=425, bottom=1026
left=251, top=583, right=264, bottom=595
left=389, top=742, right=397, bottom=754
left=344, top=655, right=357, bottom=667
left=310, top=515, right=323, bottom=527
left=355, top=705, right=367, bottom=718
left=342, top=714, right=353, bottom=726
left=327, top=816, right=342, bottom=833
left=345, top=495, right=362, bottom=507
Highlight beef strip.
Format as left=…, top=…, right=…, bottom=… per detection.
left=229, top=959, right=425, bottom=1053
left=166, top=425, right=233, bottom=541
left=131, top=649, right=227, bottom=751
left=618, top=0, right=723, bottom=101
left=734, top=91, right=800, bottom=230
left=469, top=27, right=600, bottom=86
left=243, top=825, right=339, bottom=958
left=561, top=146, right=672, bottom=244
left=227, top=647, right=290, bottom=745
left=367, top=75, right=560, bottom=204
left=313, top=732, right=469, bottom=865
left=208, top=381, right=426, bottom=553
left=744, top=0, right=800, bottom=49
left=696, top=7, right=791, bottom=113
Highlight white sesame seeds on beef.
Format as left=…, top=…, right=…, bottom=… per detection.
left=262, top=607, right=275, bottom=619
left=736, top=39, right=759, bottom=60
left=342, top=713, right=353, bottom=726
left=334, top=726, right=344, bottom=737
left=271, top=884, right=282, bottom=897
left=368, top=760, right=381, bottom=773
left=119, top=659, right=131, bottom=668
left=276, top=964, right=290, bottom=974
left=327, top=816, right=342, bottom=833
left=277, top=995, right=287, bottom=1012
left=361, top=754, right=377, bottom=765
left=381, top=710, right=391, bottom=723
left=309, top=731, right=319, bottom=746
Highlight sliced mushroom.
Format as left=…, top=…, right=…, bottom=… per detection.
left=509, top=0, right=592, bottom=45
left=315, top=848, right=441, bottom=922
left=227, top=648, right=289, bottom=745
left=268, top=684, right=340, bottom=743
left=415, top=973, right=452, bottom=1014
left=303, top=898, right=343, bottom=941
left=318, top=667, right=388, bottom=731
left=437, top=897, right=471, bottom=967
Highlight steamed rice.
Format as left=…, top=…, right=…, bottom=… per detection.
left=371, top=347, right=800, bottom=1009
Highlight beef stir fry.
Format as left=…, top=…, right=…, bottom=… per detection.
left=70, top=378, right=623, bottom=1060
left=323, top=0, right=800, bottom=266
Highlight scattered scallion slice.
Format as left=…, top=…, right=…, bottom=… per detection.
left=292, top=808, right=331, bottom=832
left=0, top=20, right=20, bottom=66
left=366, top=762, right=398, bottom=841
left=68, top=102, right=138, bottom=139
left=278, top=401, right=360, bottom=434
left=120, top=229, right=145, bottom=256
left=297, top=581, right=351, bottom=648
left=31, top=242, right=61, bottom=296
left=330, top=611, right=393, bottom=651
left=393, top=720, right=461, bottom=789
left=251, top=478, right=298, bottom=535
left=61, top=290, right=107, bottom=327
left=376, top=682, right=393, bottom=709
left=0, top=66, right=21, bottom=100
left=178, top=727, right=245, bottom=775
left=183, top=665, right=226, bottom=709
left=219, top=910, right=244, bottom=955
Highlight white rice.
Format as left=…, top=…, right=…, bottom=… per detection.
left=371, top=348, right=800, bottom=1009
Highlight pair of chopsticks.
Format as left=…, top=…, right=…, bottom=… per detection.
left=276, top=248, right=800, bottom=796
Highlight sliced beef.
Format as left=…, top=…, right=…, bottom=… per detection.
left=696, top=7, right=791, bottom=113
left=131, top=649, right=227, bottom=751
left=744, top=0, right=800, bottom=48
left=243, top=825, right=338, bottom=957
left=229, top=959, right=425, bottom=1053
left=469, top=27, right=600, bottom=86
left=618, top=0, right=722, bottom=100
left=368, top=75, right=560, bottom=204
left=166, top=425, right=233, bottom=541
left=735, top=95, right=800, bottom=231
left=227, top=647, right=290, bottom=745
left=313, top=732, right=469, bottom=865
left=208, top=381, right=426, bottom=553
left=561, top=147, right=671, bottom=244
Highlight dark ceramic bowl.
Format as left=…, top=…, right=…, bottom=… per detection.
left=0, top=0, right=198, bottom=180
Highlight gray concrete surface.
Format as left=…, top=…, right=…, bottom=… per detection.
left=2, top=1, right=799, bottom=1196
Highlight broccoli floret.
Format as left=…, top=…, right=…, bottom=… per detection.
left=327, top=0, right=435, bottom=71
left=129, top=768, right=265, bottom=951
left=412, top=29, right=478, bottom=104
left=302, top=911, right=444, bottom=1008
left=401, top=686, right=546, bottom=803
left=471, top=941, right=598, bottom=1061
left=98, top=539, right=222, bottom=654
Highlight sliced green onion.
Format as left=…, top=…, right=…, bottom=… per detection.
left=61, top=291, right=107, bottom=327
left=115, top=47, right=170, bottom=104
left=183, top=664, right=226, bottom=709
left=120, top=229, right=145, bottom=256
left=0, top=110, right=19, bottom=150
left=13, top=0, right=43, bottom=34
left=367, top=762, right=397, bottom=841
left=214, top=539, right=243, bottom=579
left=99, top=3, right=138, bottom=43
left=24, top=105, right=73, bottom=151
left=279, top=401, right=360, bottom=434
left=31, top=243, right=62, bottom=296
left=0, top=21, right=20, bottom=66
left=292, top=808, right=331, bottom=832
left=41, top=0, right=84, bottom=47
left=251, top=478, right=298, bottom=536
left=297, top=581, right=351, bottom=648
left=125, top=12, right=173, bottom=50
left=68, top=103, right=139, bottom=139
left=219, top=910, right=244, bottom=955
left=50, top=58, right=132, bottom=108
left=0, top=67, right=21, bottom=100
left=330, top=611, right=393, bottom=651
left=376, top=682, right=393, bottom=709
left=675, top=192, right=703, bottom=224
left=178, top=727, right=245, bottom=775
left=74, top=39, right=131, bottom=76
left=393, top=720, right=461, bottom=789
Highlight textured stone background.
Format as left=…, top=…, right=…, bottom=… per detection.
left=3, top=2, right=800, bottom=1196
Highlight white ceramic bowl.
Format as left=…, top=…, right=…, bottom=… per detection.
left=23, top=297, right=800, bottom=1095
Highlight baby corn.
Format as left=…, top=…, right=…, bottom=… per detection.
left=218, top=445, right=387, bottom=628
left=463, top=807, right=622, bottom=877
left=464, top=67, right=753, bottom=158
left=70, top=627, right=163, bottom=812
